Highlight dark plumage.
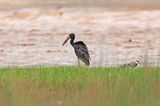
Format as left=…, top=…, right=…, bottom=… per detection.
left=62, top=33, right=91, bottom=66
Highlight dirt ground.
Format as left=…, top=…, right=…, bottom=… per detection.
left=0, top=7, right=160, bottom=67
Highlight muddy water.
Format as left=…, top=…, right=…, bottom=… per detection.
left=0, top=8, right=160, bottom=67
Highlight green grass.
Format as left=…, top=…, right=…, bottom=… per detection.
left=0, top=66, right=160, bottom=106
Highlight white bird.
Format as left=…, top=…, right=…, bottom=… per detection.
left=120, top=60, right=140, bottom=68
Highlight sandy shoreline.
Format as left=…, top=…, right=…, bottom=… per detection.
left=0, top=7, right=160, bottom=67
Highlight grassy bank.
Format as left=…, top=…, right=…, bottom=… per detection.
left=0, top=66, right=160, bottom=106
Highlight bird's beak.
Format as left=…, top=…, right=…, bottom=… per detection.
left=62, top=36, right=70, bottom=46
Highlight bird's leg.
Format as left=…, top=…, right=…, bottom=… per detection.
left=78, top=58, right=80, bottom=66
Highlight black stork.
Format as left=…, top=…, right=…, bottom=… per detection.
left=62, top=33, right=91, bottom=66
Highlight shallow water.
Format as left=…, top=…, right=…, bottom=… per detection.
left=0, top=8, right=160, bottom=67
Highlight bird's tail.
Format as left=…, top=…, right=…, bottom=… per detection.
left=85, top=60, right=90, bottom=66
left=80, top=58, right=90, bottom=66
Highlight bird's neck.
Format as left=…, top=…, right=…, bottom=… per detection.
left=70, top=38, right=74, bottom=46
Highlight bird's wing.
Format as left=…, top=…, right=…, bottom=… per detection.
left=79, top=44, right=91, bottom=60
left=74, top=41, right=91, bottom=60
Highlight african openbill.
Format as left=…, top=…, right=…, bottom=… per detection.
left=62, top=33, right=91, bottom=66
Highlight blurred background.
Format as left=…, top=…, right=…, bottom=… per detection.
left=1, top=0, right=160, bottom=9
left=0, top=0, right=160, bottom=67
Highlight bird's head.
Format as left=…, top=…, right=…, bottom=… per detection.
left=62, top=33, right=75, bottom=46
left=136, top=60, right=140, bottom=64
